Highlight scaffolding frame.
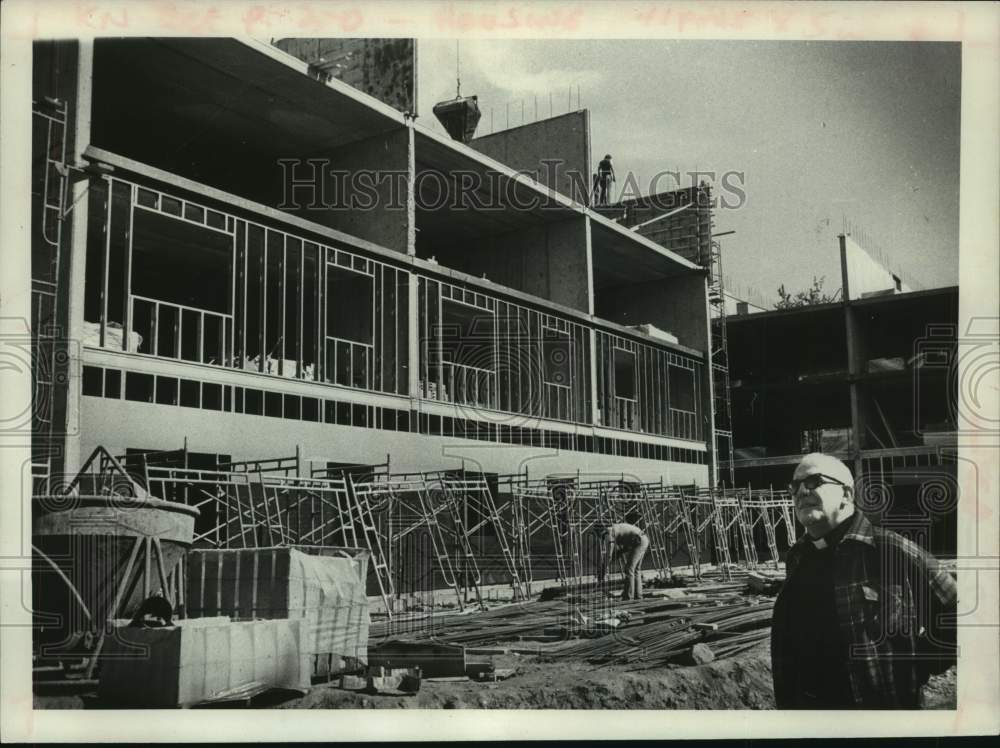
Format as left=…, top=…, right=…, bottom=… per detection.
left=77, top=448, right=797, bottom=611
left=710, top=236, right=735, bottom=487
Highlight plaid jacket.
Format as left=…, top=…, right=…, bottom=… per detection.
left=771, top=511, right=957, bottom=708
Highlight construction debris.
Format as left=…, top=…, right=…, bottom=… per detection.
left=192, top=680, right=273, bottom=708
left=685, top=643, right=716, bottom=666
left=367, top=640, right=466, bottom=678
left=367, top=572, right=775, bottom=673
left=476, top=667, right=518, bottom=682
left=365, top=666, right=422, bottom=695
left=338, top=674, right=368, bottom=690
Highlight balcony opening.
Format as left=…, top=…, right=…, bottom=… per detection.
left=132, top=210, right=232, bottom=313
left=542, top=325, right=573, bottom=421
left=325, top=263, right=374, bottom=388
left=130, top=208, right=233, bottom=364
left=439, top=299, right=496, bottom=409
left=668, top=365, right=695, bottom=411
left=614, top=347, right=636, bottom=400
left=542, top=327, right=572, bottom=387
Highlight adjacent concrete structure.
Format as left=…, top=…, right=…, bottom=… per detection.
left=724, top=240, right=958, bottom=554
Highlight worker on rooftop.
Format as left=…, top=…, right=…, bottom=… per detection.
left=593, top=154, right=616, bottom=206
left=595, top=521, right=649, bottom=600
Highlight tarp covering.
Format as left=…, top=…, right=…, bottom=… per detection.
left=186, top=547, right=369, bottom=672
left=288, top=547, right=370, bottom=664
left=99, top=617, right=310, bottom=707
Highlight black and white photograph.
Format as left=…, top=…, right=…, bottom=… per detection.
left=1, top=0, right=997, bottom=741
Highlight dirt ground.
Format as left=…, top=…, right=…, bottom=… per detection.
left=34, top=646, right=956, bottom=710
left=280, top=643, right=777, bottom=710
left=273, top=645, right=957, bottom=711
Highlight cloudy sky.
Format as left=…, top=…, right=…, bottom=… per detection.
left=417, top=40, right=961, bottom=307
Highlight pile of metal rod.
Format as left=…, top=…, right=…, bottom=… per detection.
left=369, top=584, right=776, bottom=667
left=369, top=598, right=574, bottom=646
left=550, top=593, right=773, bottom=665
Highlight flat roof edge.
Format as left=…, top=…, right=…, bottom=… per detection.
left=727, top=285, right=959, bottom=323
left=231, top=37, right=410, bottom=127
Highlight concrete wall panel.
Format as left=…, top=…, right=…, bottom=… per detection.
left=470, top=111, right=591, bottom=202
left=317, top=129, right=410, bottom=253
left=841, top=235, right=909, bottom=299
left=595, top=273, right=710, bottom=352
left=428, top=216, right=591, bottom=313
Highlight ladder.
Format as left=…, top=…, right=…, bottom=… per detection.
left=512, top=482, right=559, bottom=592
left=259, top=480, right=291, bottom=546
left=595, top=486, right=630, bottom=582
left=755, top=495, right=781, bottom=570
left=671, top=491, right=701, bottom=579
left=436, top=479, right=485, bottom=609
left=229, top=474, right=257, bottom=548
left=727, top=490, right=758, bottom=568
left=445, top=476, right=527, bottom=602
left=560, top=485, right=585, bottom=585
left=411, top=478, right=471, bottom=611
left=544, top=488, right=572, bottom=586
left=638, top=486, right=672, bottom=578
left=776, top=487, right=799, bottom=545
left=511, top=489, right=533, bottom=596
left=681, top=488, right=733, bottom=580
left=708, top=491, right=734, bottom=581
left=346, top=474, right=397, bottom=617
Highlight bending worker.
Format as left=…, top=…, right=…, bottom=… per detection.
left=596, top=522, right=650, bottom=600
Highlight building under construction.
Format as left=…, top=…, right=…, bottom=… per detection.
left=29, top=37, right=920, bottom=707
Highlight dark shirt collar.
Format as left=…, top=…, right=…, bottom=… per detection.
left=810, top=513, right=854, bottom=549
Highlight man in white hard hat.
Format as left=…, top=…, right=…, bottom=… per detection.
left=770, top=453, right=957, bottom=709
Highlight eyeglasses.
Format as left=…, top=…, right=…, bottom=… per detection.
left=788, top=473, right=847, bottom=494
